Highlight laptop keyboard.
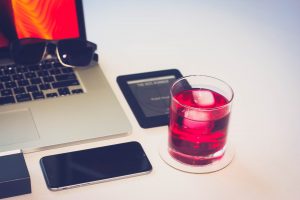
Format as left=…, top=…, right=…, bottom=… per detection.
left=0, top=59, right=84, bottom=106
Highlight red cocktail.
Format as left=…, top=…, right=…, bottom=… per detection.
left=169, top=76, right=233, bottom=165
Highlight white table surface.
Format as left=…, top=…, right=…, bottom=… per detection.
left=13, top=0, right=300, bottom=199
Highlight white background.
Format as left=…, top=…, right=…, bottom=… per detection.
left=13, top=0, right=300, bottom=199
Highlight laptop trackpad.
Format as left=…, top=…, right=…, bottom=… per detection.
left=0, top=109, right=39, bottom=147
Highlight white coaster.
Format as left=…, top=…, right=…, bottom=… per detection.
left=159, top=142, right=235, bottom=173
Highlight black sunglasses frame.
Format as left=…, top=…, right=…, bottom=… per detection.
left=10, top=38, right=97, bottom=67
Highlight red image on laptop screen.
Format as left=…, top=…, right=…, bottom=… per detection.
left=0, top=0, right=80, bottom=48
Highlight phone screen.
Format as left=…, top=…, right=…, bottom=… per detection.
left=40, top=142, right=152, bottom=190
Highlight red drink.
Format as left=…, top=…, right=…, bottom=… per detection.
left=169, top=88, right=231, bottom=165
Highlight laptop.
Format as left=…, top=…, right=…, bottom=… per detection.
left=0, top=0, right=131, bottom=153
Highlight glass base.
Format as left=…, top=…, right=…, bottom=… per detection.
left=159, top=142, right=235, bottom=173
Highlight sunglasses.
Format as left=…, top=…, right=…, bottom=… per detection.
left=10, top=38, right=97, bottom=67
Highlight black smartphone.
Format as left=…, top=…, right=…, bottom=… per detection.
left=40, top=141, right=152, bottom=191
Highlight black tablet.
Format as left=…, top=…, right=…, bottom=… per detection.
left=117, top=69, right=183, bottom=128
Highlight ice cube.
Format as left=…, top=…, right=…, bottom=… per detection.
left=182, top=110, right=213, bottom=134
left=192, top=90, right=215, bottom=107
left=184, top=109, right=210, bottom=121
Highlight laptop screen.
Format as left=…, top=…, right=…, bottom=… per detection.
left=0, top=0, right=86, bottom=56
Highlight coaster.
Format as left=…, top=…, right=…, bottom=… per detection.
left=159, top=142, right=235, bottom=173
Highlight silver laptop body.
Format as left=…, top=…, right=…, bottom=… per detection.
left=0, top=0, right=131, bottom=152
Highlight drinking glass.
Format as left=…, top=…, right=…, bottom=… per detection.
left=168, top=75, right=234, bottom=166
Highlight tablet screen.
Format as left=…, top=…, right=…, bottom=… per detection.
left=127, top=75, right=177, bottom=117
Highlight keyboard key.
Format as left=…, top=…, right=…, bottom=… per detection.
left=30, top=78, right=42, bottom=85
left=12, top=74, right=24, bottom=80
left=37, top=70, right=49, bottom=77
left=39, top=83, right=51, bottom=90
left=72, top=89, right=84, bottom=94
left=32, top=92, right=45, bottom=100
left=52, top=80, right=80, bottom=88
left=0, top=76, right=12, bottom=82
left=50, top=68, right=61, bottom=75
left=62, top=67, right=74, bottom=73
left=43, top=76, right=55, bottom=83
left=0, top=96, right=15, bottom=105
left=16, top=93, right=32, bottom=102
left=58, top=88, right=70, bottom=96
left=26, top=85, right=39, bottom=93
left=4, top=67, right=15, bottom=75
left=14, top=87, right=26, bottom=94
left=1, top=89, right=13, bottom=96
left=53, top=62, right=63, bottom=68
left=43, top=63, right=53, bottom=69
left=55, top=73, right=77, bottom=81
left=18, top=79, right=30, bottom=86
left=28, top=64, right=40, bottom=71
left=46, top=92, right=58, bottom=98
left=0, top=83, right=3, bottom=90
left=5, top=81, right=17, bottom=89
left=25, top=72, right=37, bottom=79
left=16, top=66, right=28, bottom=73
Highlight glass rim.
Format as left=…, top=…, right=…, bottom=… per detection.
left=170, top=75, right=234, bottom=111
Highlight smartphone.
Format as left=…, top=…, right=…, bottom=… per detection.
left=40, top=141, right=152, bottom=190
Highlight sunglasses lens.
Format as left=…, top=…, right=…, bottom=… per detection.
left=57, top=39, right=97, bottom=67
left=10, top=38, right=46, bottom=65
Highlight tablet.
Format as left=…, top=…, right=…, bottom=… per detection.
left=117, top=69, right=183, bottom=128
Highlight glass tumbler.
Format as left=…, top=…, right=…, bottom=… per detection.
left=168, top=75, right=234, bottom=165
